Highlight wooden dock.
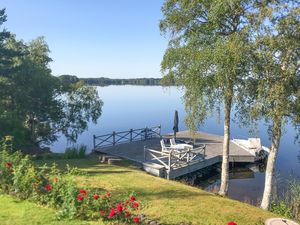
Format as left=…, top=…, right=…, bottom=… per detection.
left=94, top=130, right=255, bottom=179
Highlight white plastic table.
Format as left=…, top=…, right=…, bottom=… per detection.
left=171, top=144, right=193, bottom=150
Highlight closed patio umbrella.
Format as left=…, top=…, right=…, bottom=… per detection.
left=173, top=110, right=179, bottom=139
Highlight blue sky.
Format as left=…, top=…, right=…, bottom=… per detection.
left=1, top=0, right=167, bottom=78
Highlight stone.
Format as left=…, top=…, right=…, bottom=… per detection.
left=144, top=219, right=151, bottom=224
left=101, top=155, right=119, bottom=163
left=107, top=158, right=123, bottom=165
left=265, top=218, right=299, bottom=225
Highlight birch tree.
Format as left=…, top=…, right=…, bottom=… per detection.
left=160, top=0, right=269, bottom=195
left=249, top=2, right=300, bottom=210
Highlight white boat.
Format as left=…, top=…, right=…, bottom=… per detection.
left=232, top=138, right=270, bottom=161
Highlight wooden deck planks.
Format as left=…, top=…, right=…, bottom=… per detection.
left=94, top=130, right=255, bottom=179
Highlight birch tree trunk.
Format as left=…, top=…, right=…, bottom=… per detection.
left=219, top=94, right=233, bottom=196
left=260, top=119, right=282, bottom=210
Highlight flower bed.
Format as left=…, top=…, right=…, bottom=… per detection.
left=0, top=147, right=141, bottom=224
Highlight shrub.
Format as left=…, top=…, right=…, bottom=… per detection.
left=63, top=144, right=87, bottom=159
left=78, top=144, right=86, bottom=158
left=286, top=178, right=300, bottom=220
left=270, top=201, right=293, bottom=219
left=270, top=176, right=300, bottom=221
left=0, top=140, right=142, bottom=224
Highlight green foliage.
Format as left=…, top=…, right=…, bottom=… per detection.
left=63, top=145, right=87, bottom=159
left=270, top=201, right=293, bottom=219
left=159, top=0, right=272, bottom=195
left=269, top=177, right=300, bottom=221
left=12, top=157, right=37, bottom=199
left=159, top=0, right=278, bottom=131
left=0, top=142, right=141, bottom=224
left=0, top=9, right=103, bottom=149
left=286, top=178, right=300, bottom=220
left=238, top=2, right=300, bottom=124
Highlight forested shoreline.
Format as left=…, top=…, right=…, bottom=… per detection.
left=58, top=75, right=165, bottom=86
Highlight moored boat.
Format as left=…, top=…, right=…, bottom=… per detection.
left=232, top=138, right=269, bottom=162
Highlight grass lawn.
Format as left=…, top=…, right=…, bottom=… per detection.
left=0, top=195, right=101, bottom=225
left=23, top=154, right=276, bottom=225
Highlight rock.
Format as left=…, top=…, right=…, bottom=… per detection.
left=101, top=155, right=119, bottom=163
left=107, top=158, right=123, bottom=165
left=139, top=214, right=146, bottom=221
left=265, top=218, right=299, bottom=225
left=144, top=219, right=151, bottom=224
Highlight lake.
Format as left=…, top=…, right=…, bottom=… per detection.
left=52, top=85, right=300, bottom=204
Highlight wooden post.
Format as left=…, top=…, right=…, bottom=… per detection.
left=158, top=125, right=161, bottom=138
left=113, top=132, right=116, bottom=146
left=130, top=129, right=133, bottom=142
left=144, top=146, right=146, bottom=161
left=167, top=151, right=172, bottom=179
left=93, top=135, right=96, bottom=151
left=145, top=127, right=148, bottom=140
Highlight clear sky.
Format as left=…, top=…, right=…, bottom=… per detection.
left=1, top=0, right=167, bottom=78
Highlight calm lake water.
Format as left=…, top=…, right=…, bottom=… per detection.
left=52, top=85, right=300, bottom=204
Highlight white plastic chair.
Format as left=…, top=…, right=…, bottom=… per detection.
left=169, top=138, right=193, bottom=150
left=160, top=140, right=173, bottom=153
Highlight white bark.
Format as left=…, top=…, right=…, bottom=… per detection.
left=219, top=97, right=232, bottom=196
left=261, top=120, right=282, bottom=210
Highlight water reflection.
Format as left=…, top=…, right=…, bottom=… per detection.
left=178, top=163, right=267, bottom=205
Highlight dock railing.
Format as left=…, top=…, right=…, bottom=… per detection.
left=93, top=125, right=161, bottom=149
left=144, top=145, right=206, bottom=178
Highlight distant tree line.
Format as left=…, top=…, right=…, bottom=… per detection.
left=58, top=75, right=166, bottom=86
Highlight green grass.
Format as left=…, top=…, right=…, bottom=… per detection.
left=0, top=195, right=101, bottom=225
left=28, top=154, right=276, bottom=225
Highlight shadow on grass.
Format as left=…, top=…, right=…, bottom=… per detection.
left=84, top=169, right=132, bottom=175
left=113, top=186, right=212, bottom=200
left=34, top=155, right=138, bottom=176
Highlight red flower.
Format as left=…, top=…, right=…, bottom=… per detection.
left=130, top=196, right=136, bottom=201
left=116, top=203, right=123, bottom=213
left=79, top=189, right=87, bottom=196
left=77, top=194, right=84, bottom=201
left=106, top=192, right=111, bottom=197
left=93, top=194, right=99, bottom=200
left=228, top=222, right=237, bottom=225
left=132, top=201, right=139, bottom=208
left=133, top=216, right=139, bottom=224
left=125, top=211, right=130, bottom=217
left=102, top=195, right=106, bottom=200
left=109, top=207, right=115, bottom=218
left=45, top=184, right=51, bottom=191
left=5, top=162, right=13, bottom=169
left=100, top=210, right=105, bottom=216
left=125, top=200, right=130, bottom=205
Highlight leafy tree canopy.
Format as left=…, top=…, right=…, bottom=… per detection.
left=0, top=9, right=103, bottom=149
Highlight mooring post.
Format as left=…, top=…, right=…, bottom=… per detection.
left=167, top=151, right=172, bottom=179
left=130, top=129, right=133, bottom=142
left=144, top=127, right=148, bottom=140
left=93, top=135, right=96, bottom=151
left=112, top=131, right=116, bottom=146
left=144, top=146, right=146, bottom=161
left=158, top=124, right=161, bottom=138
